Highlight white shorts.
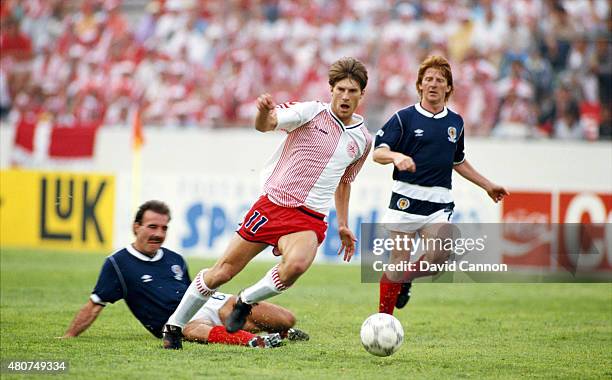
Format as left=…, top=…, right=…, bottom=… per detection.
left=382, top=208, right=453, bottom=233
left=189, top=292, right=232, bottom=327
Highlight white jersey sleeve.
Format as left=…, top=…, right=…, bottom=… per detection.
left=275, top=101, right=326, bottom=133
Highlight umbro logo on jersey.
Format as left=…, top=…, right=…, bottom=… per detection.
left=414, top=129, right=424, bottom=137
left=141, top=275, right=153, bottom=283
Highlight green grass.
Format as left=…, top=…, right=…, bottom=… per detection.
left=1, top=249, right=611, bottom=379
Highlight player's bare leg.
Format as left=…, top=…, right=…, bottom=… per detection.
left=385, top=231, right=415, bottom=282
left=225, top=230, right=318, bottom=333
left=219, top=297, right=296, bottom=333
left=418, top=223, right=456, bottom=268
left=163, top=234, right=267, bottom=349
left=395, top=223, right=456, bottom=285
left=392, top=223, right=458, bottom=313
left=276, top=230, right=319, bottom=286
left=182, top=319, right=214, bottom=343
left=204, top=236, right=269, bottom=288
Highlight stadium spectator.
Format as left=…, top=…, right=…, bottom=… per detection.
left=62, top=200, right=308, bottom=349
left=0, top=68, right=10, bottom=118
left=162, top=57, right=372, bottom=349
left=453, top=54, right=499, bottom=136
left=373, top=55, right=508, bottom=316
left=493, top=58, right=537, bottom=138
left=0, top=16, right=33, bottom=61
left=545, top=84, right=584, bottom=140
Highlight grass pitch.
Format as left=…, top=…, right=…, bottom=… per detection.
left=1, top=249, right=611, bottom=379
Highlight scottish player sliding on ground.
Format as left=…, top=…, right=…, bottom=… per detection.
left=162, top=57, right=372, bottom=349
left=374, top=56, right=509, bottom=315
left=63, top=201, right=308, bottom=348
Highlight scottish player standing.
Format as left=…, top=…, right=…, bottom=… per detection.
left=374, top=56, right=509, bottom=315
left=163, top=57, right=372, bottom=349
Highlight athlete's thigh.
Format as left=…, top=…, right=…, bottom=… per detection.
left=277, top=230, right=319, bottom=265
left=419, top=222, right=457, bottom=262
left=387, top=230, right=417, bottom=263
left=210, top=233, right=268, bottom=276
left=247, top=301, right=294, bottom=332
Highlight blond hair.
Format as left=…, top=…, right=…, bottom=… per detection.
left=416, top=55, right=454, bottom=101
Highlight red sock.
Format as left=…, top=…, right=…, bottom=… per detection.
left=207, top=326, right=255, bottom=346
left=378, top=273, right=401, bottom=315
left=403, top=254, right=433, bottom=282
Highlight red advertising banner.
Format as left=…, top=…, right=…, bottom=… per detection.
left=557, top=193, right=612, bottom=271
left=502, top=191, right=611, bottom=271
left=501, top=192, right=553, bottom=267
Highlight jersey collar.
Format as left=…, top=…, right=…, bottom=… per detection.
left=415, top=102, right=448, bottom=119
left=127, top=244, right=164, bottom=262
left=327, top=104, right=364, bottom=130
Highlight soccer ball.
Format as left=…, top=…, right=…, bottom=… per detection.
left=360, top=313, right=404, bottom=357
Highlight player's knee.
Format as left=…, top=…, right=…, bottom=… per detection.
left=425, top=250, right=450, bottom=264
left=277, top=309, right=296, bottom=329
left=284, top=311, right=296, bottom=328
left=284, top=260, right=310, bottom=278
left=386, top=270, right=403, bottom=282
left=434, top=250, right=451, bottom=263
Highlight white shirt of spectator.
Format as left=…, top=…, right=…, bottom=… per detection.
left=261, top=101, right=372, bottom=215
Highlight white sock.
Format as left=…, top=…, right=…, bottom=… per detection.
left=241, top=264, right=289, bottom=304
left=166, top=269, right=216, bottom=329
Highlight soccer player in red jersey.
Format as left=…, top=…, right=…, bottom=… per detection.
left=162, top=57, right=372, bottom=349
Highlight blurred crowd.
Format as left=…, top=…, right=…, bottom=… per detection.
left=1, top=0, right=610, bottom=139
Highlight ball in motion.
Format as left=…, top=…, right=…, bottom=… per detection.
left=360, top=313, right=404, bottom=357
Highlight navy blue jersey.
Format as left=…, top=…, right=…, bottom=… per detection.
left=91, top=245, right=190, bottom=338
left=375, top=103, right=465, bottom=189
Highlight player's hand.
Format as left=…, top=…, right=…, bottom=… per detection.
left=256, top=93, right=276, bottom=112
left=337, top=226, right=357, bottom=262
left=487, top=184, right=509, bottom=203
left=255, top=93, right=278, bottom=131
left=393, top=153, right=416, bottom=172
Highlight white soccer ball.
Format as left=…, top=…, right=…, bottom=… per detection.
left=360, top=313, right=404, bottom=357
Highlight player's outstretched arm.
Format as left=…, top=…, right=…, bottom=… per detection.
left=335, top=182, right=357, bottom=262
left=61, top=300, right=104, bottom=338
left=454, top=160, right=509, bottom=203
left=255, top=93, right=278, bottom=132
left=373, top=147, right=416, bottom=172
